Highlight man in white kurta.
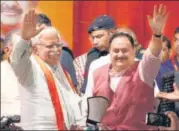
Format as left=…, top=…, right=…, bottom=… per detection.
left=1, top=10, right=83, bottom=130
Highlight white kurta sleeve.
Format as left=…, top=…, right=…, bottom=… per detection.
left=10, top=37, right=32, bottom=84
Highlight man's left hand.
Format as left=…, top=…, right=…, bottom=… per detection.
left=147, top=4, right=168, bottom=35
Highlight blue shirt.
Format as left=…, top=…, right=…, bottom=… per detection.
left=60, top=49, right=78, bottom=87
left=156, top=56, right=179, bottom=90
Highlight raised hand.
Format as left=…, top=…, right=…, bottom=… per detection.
left=147, top=4, right=168, bottom=35
left=21, top=10, right=42, bottom=40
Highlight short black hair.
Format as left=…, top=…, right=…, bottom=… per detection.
left=109, top=32, right=135, bottom=48
left=174, top=27, right=179, bottom=35
left=37, top=13, right=51, bottom=26
left=88, top=15, right=116, bottom=34
left=4, top=29, right=20, bottom=45
left=162, top=36, right=171, bottom=49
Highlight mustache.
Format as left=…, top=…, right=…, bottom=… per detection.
left=115, top=57, right=128, bottom=61
left=49, top=51, right=60, bottom=56
left=1, top=4, right=23, bottom=14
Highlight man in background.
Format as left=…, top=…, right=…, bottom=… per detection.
left=155, top=27, right=179, bottom=117
left=159, top=36, right=171, bottom=62
left=156, top=27, right=179, bottom=91
left=74, top=15, right=117, bottom=94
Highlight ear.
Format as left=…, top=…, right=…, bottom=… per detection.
left=3, top=47, right=9, bottom=55
left=133, top=46, right=137, bottom=54
left=32, top=45, right=38, bottom=55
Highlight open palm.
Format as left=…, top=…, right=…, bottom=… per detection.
left=147, top=4, right=168, bottom=35
left=21, top=10, right=42, bottom=40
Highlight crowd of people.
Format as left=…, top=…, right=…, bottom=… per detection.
left=1, top=2, right=179, bottom=130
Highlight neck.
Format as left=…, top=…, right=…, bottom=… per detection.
left=112, top=65, right=127, bottom=73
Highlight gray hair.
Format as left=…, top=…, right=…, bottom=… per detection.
left=32, top=27, right=61, bottom=45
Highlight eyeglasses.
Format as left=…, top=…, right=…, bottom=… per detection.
left=38, top=42, right=63, bottom=50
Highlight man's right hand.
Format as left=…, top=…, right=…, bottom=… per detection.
left=21, top=10, right=43, bottom=40
left=159, top=111, right=179, bottom=130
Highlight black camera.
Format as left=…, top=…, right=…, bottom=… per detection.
left=0, top=115, right=21, bottom=130
left=145, top=112, right=171, bottom=127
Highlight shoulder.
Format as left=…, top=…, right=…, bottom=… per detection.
left=162, top=59, right=172, bottom=65
left=87, top=48, right=99, bottom=57
left=62, top=46, right=74, bottom=59
left=90, top=55, right=110, bottom=70
left=93, top=63, right=110, bottom=75
left=161, top=59, right=174, bottom=69
left=75, top=53, right=87, bottom=61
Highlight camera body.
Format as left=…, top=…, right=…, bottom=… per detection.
left=0, top=115, right=21, bottom=130
left=145, top=112, right=171, bottom=127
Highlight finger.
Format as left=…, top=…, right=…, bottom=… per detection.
left=29, top=10, right=33, bottom=22
left=165, top=111, right=179, bottom=129
left=31, top=10, right=37, bottom=27
left=26, top=10, right=31, bottom=23
left=174, top=83, right=179, bottom=90
left=162, top=5, right=167, bottom=16
left=158, top=126, right=168, bottom=130
left=156, top=92, right=167, bottom=98
left=28, top=10, right=34, bottom=28
left=153, top=5, right=157, bottom=17
left=23, top=14, right=28, bottom=25
left=158, top=4, right=163, bottom=15
left=147, top=15, right=152, bottom=25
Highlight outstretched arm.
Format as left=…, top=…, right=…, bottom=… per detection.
left=147, top=4, right=168, bottom=56
left=139, top=4, right=168, bottom=87
left=10, top=10, right=42, bottom=83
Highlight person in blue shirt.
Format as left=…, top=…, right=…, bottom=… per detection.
left=156, top=27, right=179, bottom=89
left=155, top=27, right=179, bottom=117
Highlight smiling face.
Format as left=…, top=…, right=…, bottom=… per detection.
left=1, top=1, right=38, bottom=26
left=33, top=28, right=63, bottom=66
left=110, top=35, right=135, bottom=72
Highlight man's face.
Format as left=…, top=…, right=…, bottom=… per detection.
left=4, top=33, right=20, bottom=58
left=89, top=29, right=112, bottom=51
left=1, top=1, right=38, bottom=26
left=159, top=41, right=170, bottom=62
left=110, top=36, right=135, bottom=71
left=174, top=33, right=179, bottom=56
left=35, top=32, right=63, bottom=66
